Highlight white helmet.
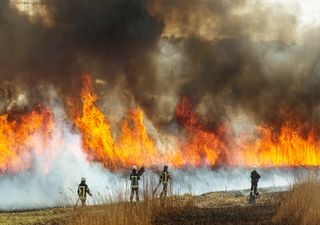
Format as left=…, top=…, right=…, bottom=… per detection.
left=132, top=165, right=137, bottom=170
left=81, top=177, right=86, bottom=182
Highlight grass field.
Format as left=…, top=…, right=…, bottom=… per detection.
left=1, top=175, right=320, bottom=225
left=0, top=188, right=284, bottom=225
left=0, top=208, right=68, bottom=225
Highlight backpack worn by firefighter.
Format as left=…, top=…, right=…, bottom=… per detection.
left=130, top=166, right=145, bottom=202
left=159, top=165, right=171, bottom=199
left=77, top=177, right=92, bottom=206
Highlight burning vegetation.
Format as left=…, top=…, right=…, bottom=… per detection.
left=1, top=0, right=320, bottom=213
left=0, top=106, right=53, bottom=173
left=1, top=74, right=320, bottom=173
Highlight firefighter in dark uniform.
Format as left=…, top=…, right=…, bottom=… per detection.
left=78, top=177, right=92, bottom=206
left=130, top=165, right=140, bottom=202
left=160, top=165, right=171, bottom=198
left=250, top=169, right=261, bottom=196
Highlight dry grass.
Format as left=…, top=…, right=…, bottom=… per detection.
left=0, top=208, right=69, bottom=225
left=65, top=188, right=283, bottom=225
left=4, top=173, right=320, bottom=225
left=65, top=196, right=194, bottom=225
left=64, top=178, right=195, bottom=225
left=0, top=188, right=282, bottom=225
left=65, top=174, right=320, bottom=225
left=273, top=173, right=320, bottom=225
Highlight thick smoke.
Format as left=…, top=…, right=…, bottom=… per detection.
left=147, top=0, right=320, bottom=127
left=0, top=96, right=298, bottom=210
left=1, top=0, right=320, bottom=126
left=1, top=0, right=320, bottom=209
left=0, top=0, right=163, bottom=114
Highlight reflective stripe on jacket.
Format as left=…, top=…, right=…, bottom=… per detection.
left=130, top=174, right=140, bottom=188
left=161, top=171, right=170, bottom=184
left=78, top=183, right=90, bottom=199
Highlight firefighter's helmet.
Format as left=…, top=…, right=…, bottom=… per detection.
left=132, top=165, right=137, bottom=170
left=164, top=165, right=168, bottom=170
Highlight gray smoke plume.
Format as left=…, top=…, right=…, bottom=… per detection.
left=0, top=0, right=163, bottom=114
left=147, top=0, right=320, bottom=127
left=1, top=0, right=319, bottom=127
left=0, top=0, right=320, bottom=210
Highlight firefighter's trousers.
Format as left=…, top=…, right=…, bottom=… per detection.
left=80, top=197, right=86, bottom=206
left=130, top=187, right=139, bottom=202
left=251, top=181, right=258, bottom=195
left=160, top=183, right=168, bottom=198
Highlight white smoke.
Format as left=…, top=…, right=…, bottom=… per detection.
left=0, top=92, right=315, bottom=211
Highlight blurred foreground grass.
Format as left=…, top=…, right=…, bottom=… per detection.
left=0, top=189, right=283, bottom=225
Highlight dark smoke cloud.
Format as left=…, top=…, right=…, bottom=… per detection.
left=44, top=0, right=162, bottom=79
left=1, top=0, right=320, bottom=129
left=0, top=1, right=78, bottom=90
left=0, top=0, right=163, bottom=112
left=146, top=0, right=320, bottom=128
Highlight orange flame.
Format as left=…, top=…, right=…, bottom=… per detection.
left=238, top=122, right=320, bottom=167
left=71, top=75, right=161, bottom=169
left=73, top=74, right=320, bottom=169
left=71, top=75, right=117, bottom=168
left=174, top=97, right=228, bottom=167
left=0, top=106, right=54, bottom=173
left=3, top=74, right=318, bottom=173
left=118, top=108, right=158, bottom=166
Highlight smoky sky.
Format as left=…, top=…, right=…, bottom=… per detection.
left=0, top=0, right=163, bottom=105
left=0, top=0, right=320, bottom=128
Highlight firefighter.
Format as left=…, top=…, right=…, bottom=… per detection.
left=250, top=169, right=261, bottom=196
left=159, top=165, right=171, bottom=198
left=77, top=177, right=92, bottom=206
left=130, top=165, right=140, bottom=202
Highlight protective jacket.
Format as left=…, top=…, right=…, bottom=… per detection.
left=130, top=172, right=140, bottom=189
left=160, top=170, right=171, bottom=185
left=78, top=181, right=91, bottom=199
left=250, top=170, right=261, bottom=184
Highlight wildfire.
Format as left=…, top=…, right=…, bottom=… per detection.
left=1, top=74, right=320, bottom=174
left=0, top=106, right=54, bottom=173
left=73, top=74, right=320, bottom=169
left=72, top=75, right=228, bottom=168
left=72, top=75, right=117, bottom=168
left=72, top=75, right=160, bottom=169
left=118, top=108, right=158, bottom=167
left=174, top=97, right=229, bottom=167
left=238, top=122, right=320, bottom=167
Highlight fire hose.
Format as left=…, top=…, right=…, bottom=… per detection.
left=152, top=182, right=161, bottom=197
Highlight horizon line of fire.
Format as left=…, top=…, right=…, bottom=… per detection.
left=1, top=74, right=320, bottom=173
